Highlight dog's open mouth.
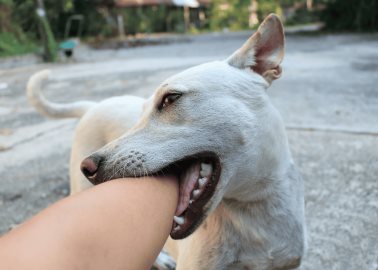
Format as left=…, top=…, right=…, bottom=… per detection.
left=157, top=152, right=221, bottom=239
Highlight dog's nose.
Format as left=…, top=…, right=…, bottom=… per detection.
left=80, top=155, right=102, bottom=183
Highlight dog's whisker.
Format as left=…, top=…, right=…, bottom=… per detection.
left=110, top=161, right=117, bottom=180
left=116, top=156, right=130, bottom=179
left=120, top=161, right=128, bottom=179
left=108, top=162, right=118, bottom=180
left=109, top=157, right=126, bottom=180
left=142, top=165, right=148, bottom=178
left=138, top=167, right=144, bottom=178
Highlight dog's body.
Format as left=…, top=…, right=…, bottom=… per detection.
left=27, top=79, right=145, bottom=193
left=27, top=15, right=306, bottom=270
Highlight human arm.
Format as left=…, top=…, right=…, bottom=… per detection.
left=0, top=176, right=178, bottom=270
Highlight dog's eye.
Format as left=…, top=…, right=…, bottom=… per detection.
left=159, top=93, right=182, bottom=110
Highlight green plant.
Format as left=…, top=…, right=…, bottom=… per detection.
left=121, top=6, right=186, bottom=34
left=321, top=0, right=378, bottom=31
left=0, top=32, right=37, bottom=57
left=285, top=6, right=320, bottom=26
left=35, top=10, right=58, bottom=62
left=0, top=0, right=38, bottom=57
left=210, top=0, right=250, bottom=31
left=257, top=0, right=282, bottom=21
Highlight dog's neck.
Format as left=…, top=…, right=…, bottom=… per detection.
left=214, top=163, right=305, bottom=268
left=222, top=159, right=295, bottom=212
left=224, top=102, right=293, bottom=203
left=216, top=114, right=303, bottom=257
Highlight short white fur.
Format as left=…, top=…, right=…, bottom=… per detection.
left=27, top=14, right=306, bottom=270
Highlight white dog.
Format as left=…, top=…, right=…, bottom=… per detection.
left=27, top=14, right=306, bottom=270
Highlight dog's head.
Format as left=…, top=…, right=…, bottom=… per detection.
left=81, top=14, right=287, bottom=239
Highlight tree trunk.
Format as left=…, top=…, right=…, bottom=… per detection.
left=184, top=6, right=190, bottom=32
left=117, top=14, right=125, bottom=39
left=307, top=0, right=313, bottom=10
left=249, top=0, right=258, bottom=27
left=35, top=0, right=57, bottom=62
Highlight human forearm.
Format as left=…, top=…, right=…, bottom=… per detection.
left=0, top=176, right=178, bottom=270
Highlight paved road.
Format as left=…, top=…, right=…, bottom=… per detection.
left=0, top=32, right=377, bottom=269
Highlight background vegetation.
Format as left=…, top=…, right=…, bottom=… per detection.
left=321, top=0, right=377, bottom=31
left=0, top=0, right=377, bottom=60
left=0, top=0, right=37, bottom=57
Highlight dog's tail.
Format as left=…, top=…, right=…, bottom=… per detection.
left=27, top=69, right=96, bottom=119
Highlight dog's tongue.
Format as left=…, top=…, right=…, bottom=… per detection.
left=175, top=162, right=200, bottom=216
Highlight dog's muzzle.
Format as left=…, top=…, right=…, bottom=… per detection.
left=80, top=151, right=222, bottom=239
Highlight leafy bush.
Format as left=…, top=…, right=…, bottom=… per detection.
left=209, top=0, right=282, bottom=31
left=285, top=6, right=320, bottom=26
left=0, top=32, right=37, bottom=57
left=321, top=0, right=378, bottom=31
left=121, top=6, right=186, bottom=35
left=0, top=0, right=38, bottom=57
left=257, top=0, right=282, bottom=22
left=210, top=0, right=250, bottom=31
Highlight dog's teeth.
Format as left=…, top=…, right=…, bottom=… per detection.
left=200, top=163, right=212, bottom=177
left=189, top=199, right=193, bottom=205
left=192, top=189, right=201, bottom=199
left=173, top=225, right=181, bottom=231
left=198, top=177, right=208, bottom=188
left=174, top=216, right=185, bottom=225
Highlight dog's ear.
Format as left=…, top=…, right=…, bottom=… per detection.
left=227, top=14, right=285, bottom=84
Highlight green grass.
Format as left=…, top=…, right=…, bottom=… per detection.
left=0, top=32, right=38, bottom=58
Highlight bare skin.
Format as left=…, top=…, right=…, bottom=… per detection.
left=0, top=176, right=178, bottom=270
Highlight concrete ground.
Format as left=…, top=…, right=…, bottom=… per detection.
left=0, top=32, right=377, bottom=269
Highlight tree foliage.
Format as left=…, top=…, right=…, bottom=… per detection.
left=321, top=0, right=378, bottom=31
left=209, top=0, right=283, bottom=31
left=209, top=0, right=250, bottom=31
left=0, top=0, right=38, bottom=56
left=1, top=0, right=377, bottom=59
left=121, top=6, right=187, bottom=34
